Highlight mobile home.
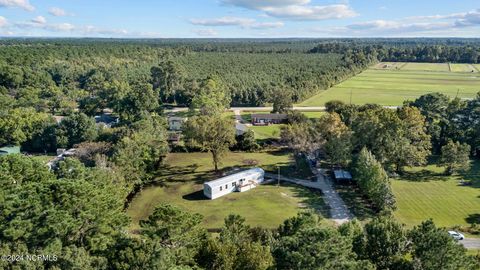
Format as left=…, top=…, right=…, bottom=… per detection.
left=203, top=168, right=265, bottom=200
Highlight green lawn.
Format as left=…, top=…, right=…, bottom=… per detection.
left=450, top=64, right=478, bottom=73
left=299, top=63, right=480, bottom=106
left=392, top=162, right=480, bottom=228
left=127, top=151, right=327, bottom=230
left=301, top=111, right=325, bottom=119
left=250, top=125, right=283, bottom=140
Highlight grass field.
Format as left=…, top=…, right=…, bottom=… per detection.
left=392, top=161, right=480, bottom=228
left=250, top=125, right=283, bottom=140
left=127, top=151, right=326, bottom=230
left=300, top=62, right=480, bottom=106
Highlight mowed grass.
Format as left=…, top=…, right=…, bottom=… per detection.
left=127, top=151, right=327, bottom=230
left=450, top=63, right=478, bottom=73
left=392, top=162, right=480, bottom=228
left=300, top=63, right=480, bottom=106
left=250, top=125, right=283, bottom=140
left=402, top=62, right=450, bottom=72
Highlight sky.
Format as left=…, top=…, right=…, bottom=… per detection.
left=0, top=0, right=479, bottom=38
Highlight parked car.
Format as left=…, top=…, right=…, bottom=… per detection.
left=448, top=231, right=465, bottom=240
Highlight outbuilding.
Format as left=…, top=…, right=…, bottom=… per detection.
left=0, top=145, right=20, bottom=156
left=203, top=168, right=265, bottom=200
left=333, top=169, right=353, bottom=183
left=251, top=114, right=287, bottom=126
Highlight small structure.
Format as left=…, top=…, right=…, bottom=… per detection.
left=251, top=114, right=287, bottom=126
left=95, top=113, right=119, bottom=128
left=168, top=117, right=187, bottom=131
left=0, top=145, right=21, bottom=156
left=47, top=148, right=76, bottom=170
left=167, top=132, right=182, bottom=145
left=333, top=169, right=353, bottom=183
left=203, top=168, right=265, bottom=200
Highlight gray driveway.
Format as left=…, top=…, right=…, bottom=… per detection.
left=460, top=238, right=480, bottom=250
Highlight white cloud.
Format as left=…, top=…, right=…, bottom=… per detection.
left=190, top=16, right=284, bottom=29
left=31, top=16, right=46, bottom=24
left=221, top=0, right=356, bottom=21
left=263, top=4, right=356, bottom=20
left=49, top=7, right=69, bottom=17
left=0, top=0, right=34, bottom=11
left=320, top=9, right=480, bottom=37
left=190, top=17, right=255, bottom=27
left=0, top=16, right=7, bottom=27
left=222, top=0, right=310, bottom=9
left=193, top=28, right=218, bottom=37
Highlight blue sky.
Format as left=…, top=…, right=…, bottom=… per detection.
left=0, top=0, right=479, bottom=38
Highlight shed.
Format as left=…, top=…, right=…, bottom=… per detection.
left=251, top=114, right=287, bottom=126
left=333, top=170, right=353, bottom=182
left=203, top=168, right=265, bottom=200
left=0, top=145, right=21, bottom=156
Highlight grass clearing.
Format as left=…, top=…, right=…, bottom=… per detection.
left=299, top=63, right=480, bottom=106
left=392, top=161, right=480, bottom=228
left=250, top=125, right=283, bottom=140
left=401, top=62, right=450, bottom=72
left=127, top=151, right=326, bottom=230
left=301, top=111, right=325, bottom=119
left=450, top=64, right=478, bottom=73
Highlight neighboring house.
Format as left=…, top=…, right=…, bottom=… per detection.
left=333, top=169, right=353, bottom=183
left=0, top=145, right=21, bottom=156
left=203, top=168, right=265, bottom=200
left=47, top=148, right=76, bottom=170
left=95, top=113, right=119, bottom=128
left=168, top=117, right=187, bottom=131
left=167, top=132, right=182, bottom=145
left=251, top=113, right=287, bottom=126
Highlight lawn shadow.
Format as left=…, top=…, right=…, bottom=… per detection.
left=334, top=183, right=375, bottom=221
left=465, top=213, right=480, bottom=224
left=400, top=169, right=446, bottom=182
left=458, top=160, right=480, bottom=188
left=183, top=190, right=209, bottom=201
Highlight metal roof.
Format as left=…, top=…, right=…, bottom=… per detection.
left=334, top=170, right=352, bottom=180
left=204, top=167, right=264, bottom=188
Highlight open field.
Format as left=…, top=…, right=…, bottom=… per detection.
left=392, top=161, right=480, bottom=228
left=450, top=64, right=478, bottom=73
left=300, top=63, right=480, bottom=106
left=127, top=151, right=326, bottom=230
left=250, top=125, right=283, bottom=140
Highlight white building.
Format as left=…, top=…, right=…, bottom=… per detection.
left=168, top=117, right=187, bottom=131
left=203, top=168, right=265, bottom=200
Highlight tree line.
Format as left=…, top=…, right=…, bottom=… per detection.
left=310, top=42, right=480, bottom=63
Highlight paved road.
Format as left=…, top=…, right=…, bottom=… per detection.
left=460, top=238, right=480, bottom=249
left=264, top=171, right=352, bottom=225
left=167, top=106, right=399, bottom=113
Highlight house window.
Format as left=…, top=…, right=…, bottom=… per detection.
left=225, top=184, right=228, bottom=189
left=220, top=186, right=222, bottom=191
left=232, top=182, right=236, bottom=187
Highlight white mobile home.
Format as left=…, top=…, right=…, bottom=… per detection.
left=203, top=168, right=265, bottom=200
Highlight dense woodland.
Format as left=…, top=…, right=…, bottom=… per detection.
left=1, top=39, right=480, bottom=269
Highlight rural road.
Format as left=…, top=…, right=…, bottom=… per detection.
left=167, top=106, right=399, bottom=113
left=460, top=238, right=480, bottom=250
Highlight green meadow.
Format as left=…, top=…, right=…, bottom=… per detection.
left=300, top=62, right=480, bottom=106
left=126, top=151, right=328, bottom=231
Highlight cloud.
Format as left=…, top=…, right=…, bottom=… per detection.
left=49, top=7, right=69, bottom=17
left=321, top=9, right=480, bottom=37
left=221, top=0, right=356, bottom=21
left=189, top=16, right=284, bottom=29
left=0, top=16, right=7, bottom=27
left=193, top=28, right=218, bottom=37
left=0, top=0, right=34, bottom=11
left=31, top=16, right=46, bottom=24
